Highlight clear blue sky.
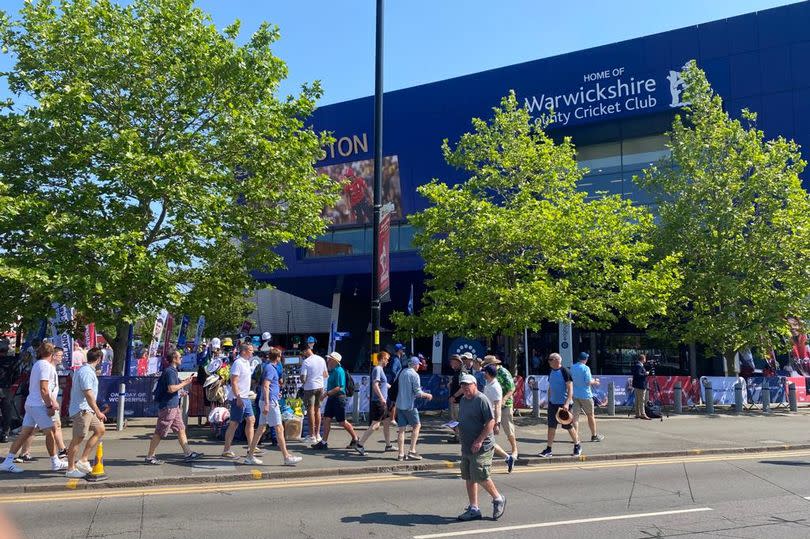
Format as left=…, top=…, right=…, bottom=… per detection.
left=0, top=0, right=803, bottom=105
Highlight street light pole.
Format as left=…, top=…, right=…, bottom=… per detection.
left=371, top=0, right=384, bottom=370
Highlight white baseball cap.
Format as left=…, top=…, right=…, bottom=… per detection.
left=459, top=373, right=477, bottom=385
left=210, top=337, right=221, bottom=349
left=261, top=332, right=272, bottom=341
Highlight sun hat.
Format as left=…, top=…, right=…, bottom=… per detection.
left=460, top=352, right=474, bottom=360
left=203, top=374, right=220, bottom=388
left=327, top=351, right=342, bottom=362
left=459, top=373, right=477, bottom=385
left=482, top=355, right=501, bottom=366
left=449, top=354, right=462, bottom=363
left=555, top=406, right=573, bottom=426
left=222, top=337, right=234, bottom=347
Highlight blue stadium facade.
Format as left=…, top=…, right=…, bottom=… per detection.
left=260, top=2, right=810, bottom=376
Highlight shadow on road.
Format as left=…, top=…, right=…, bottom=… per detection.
left=341, top=512, right=457, bottom=527
left=758, top=460, right=810, bottom=467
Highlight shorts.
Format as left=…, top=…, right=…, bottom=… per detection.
left=324, top=395, right=347, bottom=422
left=229, top=399, right=255, bottom=423
left=500, top=404, right=515, bottom=438
left=460, top=448, right=493, bottom=482
left=258, top=401, right=282, bottom=427
left=396, top=407, right=420, bottom=428
left=370, top=400, right=388, bottom=422
left=449, top=401, right=460, bottom=422
left=572, top=398, right=594, bottom=423
left=302, top=389, right=324, bottom=409
left=22, top=405, right=54, bottom=430
left=547, top=403, right=573, bottom=430
left=155, top=407, right=185, bottom=437
left=71, top=410, right=103, bottom=440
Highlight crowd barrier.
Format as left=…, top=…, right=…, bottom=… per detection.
left=56, top=373, right=810, bottom=419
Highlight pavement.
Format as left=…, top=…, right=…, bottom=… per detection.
left=7, top=446, right=810, bottom=538
left=2, top=406, right=810, bottom=494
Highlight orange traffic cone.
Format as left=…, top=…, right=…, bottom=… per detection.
left=85, top=441, right=108, bottom=482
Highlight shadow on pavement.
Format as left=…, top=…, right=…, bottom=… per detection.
left=341, top=512, right=458, bottom=527
left=758, top=460, right=810, bottom=466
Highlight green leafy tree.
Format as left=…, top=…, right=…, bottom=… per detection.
left=0, top=0, right=339, bottom=372
left=392, top=93, right=680, bottom=349
left=636, top=61, right=810, bottom=374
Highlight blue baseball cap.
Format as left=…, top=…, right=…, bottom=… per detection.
left=578, top=352, right=590, bottom=361
left=394, top=343, right=405, bottom=351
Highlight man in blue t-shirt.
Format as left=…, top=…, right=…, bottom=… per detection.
left=246, top=348, right=302, bottom=466
left=571, top=352, right=604, bottom=442
left=539, top=353, right=581, bottom=458
left=312, top=352, right=359, bottom=450
left=355, top=351, right=392, bottom=455
left=145, top=350, right=202, bottom=465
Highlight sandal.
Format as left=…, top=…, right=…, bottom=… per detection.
left=183, top=451, right=204, bottom=462
left=144, top=456, right=163, bottom=465
left=221, top=451, right=236, bottom=459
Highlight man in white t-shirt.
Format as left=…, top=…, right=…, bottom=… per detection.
left=299, top=345, right=328, bottom=444
left=1, top=342, right=67, bottom=473
left=482, top=364, right=515, bottom=473
left=222, top=343, right=255, bottom=459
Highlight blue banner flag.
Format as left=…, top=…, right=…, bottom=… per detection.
left=407, top=284, right=414, bottom=315
left=176, top=315, right=190, bottom=347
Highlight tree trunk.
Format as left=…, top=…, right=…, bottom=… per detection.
left=723, top=349, right=738, bottom=377
left=104, top=320, right=132, bottom=376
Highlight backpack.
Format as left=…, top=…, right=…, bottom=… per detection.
left=152, top=371, right=168, bottom=402
left=388, top=370, right=400, bottom=402
left=344, top=370, right=355, bottom=397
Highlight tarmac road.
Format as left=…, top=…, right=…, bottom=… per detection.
left=5, top=449, right=810, bottom=539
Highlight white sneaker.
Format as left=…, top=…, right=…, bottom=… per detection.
left=51, top=460, right=68, bottom=472
left=306, top=436, right=317, bottom=445
left=284, top=455, right=302, bottom=466
left=0, top=461, right=23, bottom=473
left=243, top=455, right=263, bottom=465
left=76, top=460, right=92, bottom=474
left=66, top=469, right=87, bottom=479
left=316, top=435, right=323, bottom=443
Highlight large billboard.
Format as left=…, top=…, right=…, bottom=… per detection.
left=317, top=155, right=402, bottom=226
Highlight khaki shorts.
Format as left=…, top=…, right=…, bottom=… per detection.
left=500, top=404, right=515, bottom=438
left=460, top=448, right=493, bottom=482
left=302, top=389, right=324, bottom=409
left=71, top=411, right=103, bottom=440
left=572, top=398, right=595, bottom=425
left=449, top=401, right=459, bottom=422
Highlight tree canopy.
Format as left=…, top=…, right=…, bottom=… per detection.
left=392, top=92, right=680, bottom=342
left=0, top=0, right=339, bottom=371
left=636, top=61, right=810, bottom=372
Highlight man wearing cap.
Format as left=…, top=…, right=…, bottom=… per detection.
left=572, top=352, right=604, bottom=442
left=299, top=344, right=328, bottom=444
left=457, top=373, right=506, bottom=521
left=355, top=351, right=393, bottom=455
left=447, top=354, right=466, bottom=443
left=246, top=348, right=302, bottom=466
left=221, top=343, right=255, bottom=459
left=482, top=355, right=518, bottom=460
left=313, top=352, right=359, bottom=450
left=389, top=343, right=406, bottom=380
left=539, top=353, right=581, bottom=458
left=395, top=356, right=432, bottom=461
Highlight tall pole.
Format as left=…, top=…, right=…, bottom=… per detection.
left=371, top=0, right=384, bottom=372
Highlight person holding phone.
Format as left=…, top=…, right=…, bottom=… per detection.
left=144, top=350, right=202, bottom=464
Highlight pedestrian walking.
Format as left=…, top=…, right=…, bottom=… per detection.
left=221, top=343, right=255, bottom=459
left=355, top=351, right=393, bottom=455
left=48, top=347, right=68, bottom=459
left=299, top=344, right=327, bottom=444
left=145, top=350, right=202, bottom=464
left=571, top=352, right=604, bottom=441
left=481, top=355, right=518, bottom=460
left=633, top=354, right=651, bottom=420
left=395, top=356, right=432, bottom=461
left=457, top=373, right=506, bottom=521
left=447, top=354, right=466, bottom=443
left=1, top=342, right=66, bottom=473
left=538, top=353, right=582, bottom=458
left=66, top=347, right=107, bottom=478
left=312, top=352, right=359, bottom=450
left=482, top=364, right=515, bottom=472
left=246, top=348, right=302, bottom=466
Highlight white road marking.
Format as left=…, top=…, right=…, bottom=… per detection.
left=412, top=507, right=714, bottom=539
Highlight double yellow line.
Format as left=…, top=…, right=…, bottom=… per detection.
left=4, top=448, right=808, bottom=505
left=0, top=473, right=416, bottom=505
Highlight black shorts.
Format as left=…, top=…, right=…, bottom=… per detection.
left=547, top=403, right=573, bottom=430
left=324, top=395, right=347, bottom=422
left=370, top=400, right=388, bottom=422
